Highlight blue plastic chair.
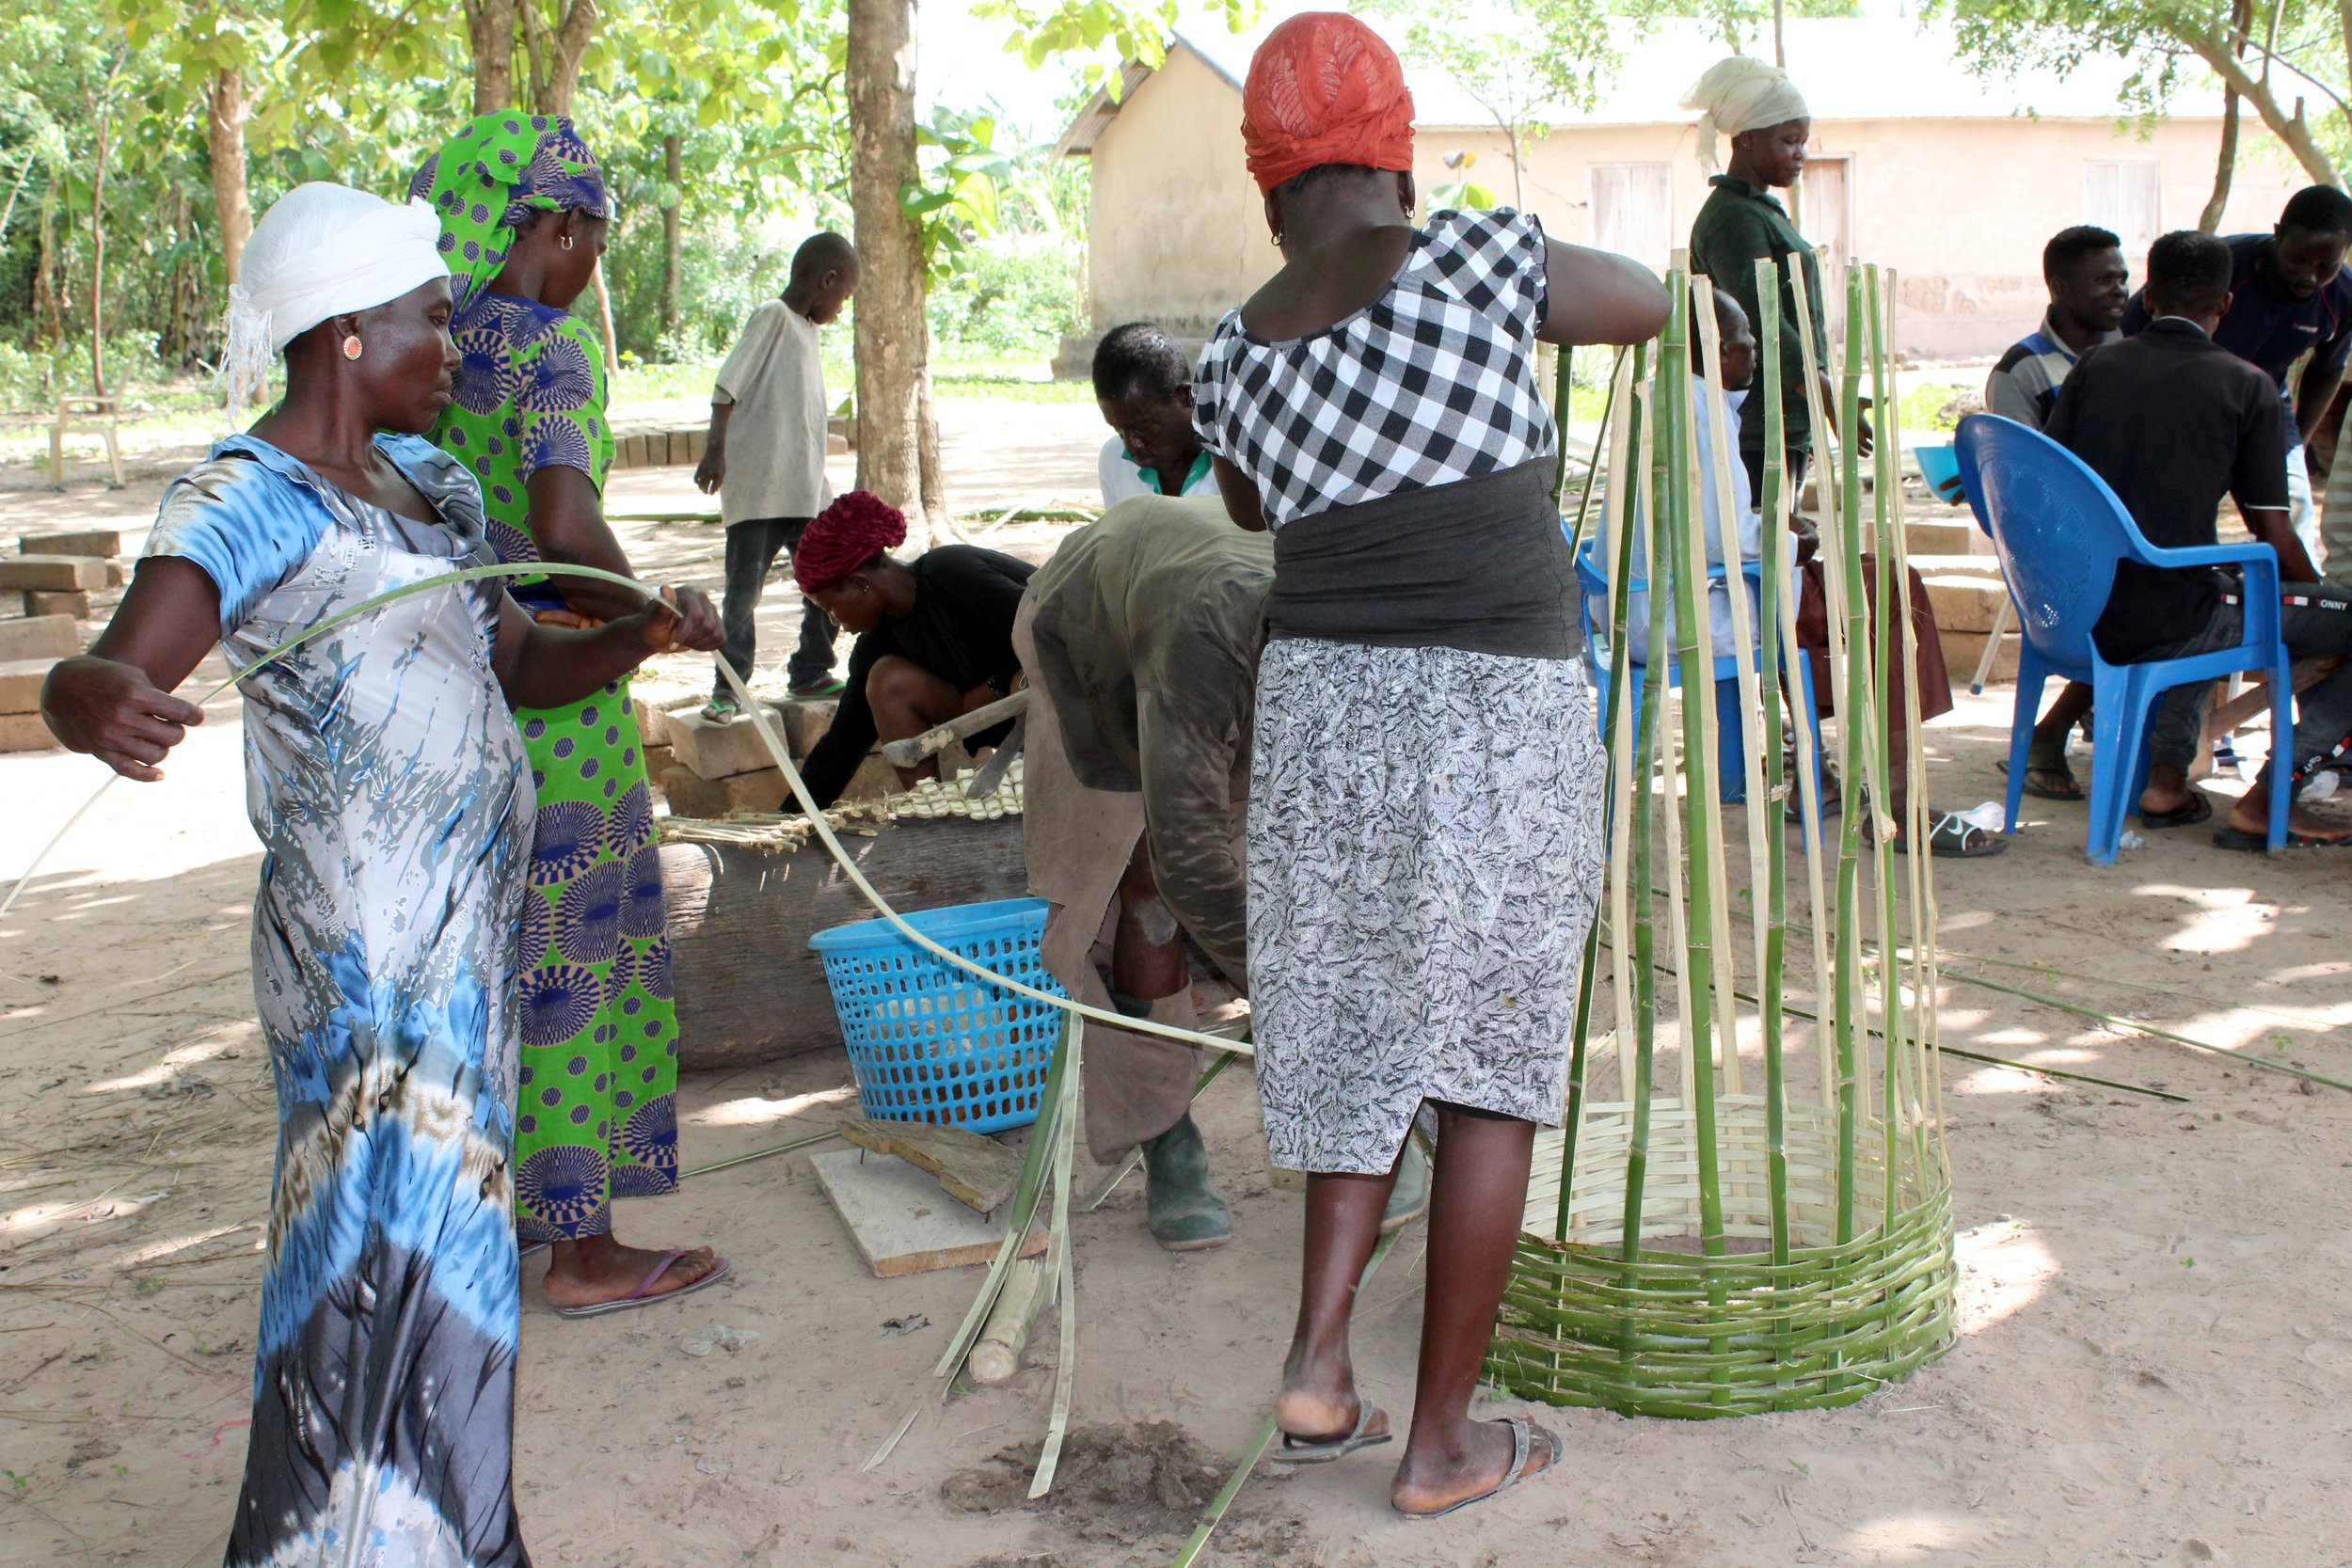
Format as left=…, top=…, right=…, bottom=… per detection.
left=1953, top=413, right=2290, bottom=863
left=1573, top=535, right=1824, bottom=808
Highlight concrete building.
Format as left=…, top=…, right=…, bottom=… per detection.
left=1053, top=8, right=2299, bottom=371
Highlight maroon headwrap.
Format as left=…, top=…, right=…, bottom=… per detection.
left=793, top=491, right=908, bottom=593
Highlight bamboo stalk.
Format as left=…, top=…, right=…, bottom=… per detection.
left=1618, top=375, right=1667, bottom=1284
left=965, top=1257, right=1051, bottom=1386
left=1751, top=259, right=1797, bottom=1307
left=1029, top=1016, right=1084, bottom=1498
left=1602, top=346, right=1648, bottom=1104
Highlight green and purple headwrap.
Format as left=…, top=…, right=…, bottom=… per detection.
left=407, top=111, right=612, bottom=311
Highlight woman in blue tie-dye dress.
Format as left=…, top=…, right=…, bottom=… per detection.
left=39, top=184, right=719, bottom=1566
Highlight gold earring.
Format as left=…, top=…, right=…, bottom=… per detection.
left=560, top=234, right=576, bottom=251
left=342, top=335, right=363, bottom=360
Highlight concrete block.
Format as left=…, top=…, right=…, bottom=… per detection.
left=810, top=1148, right=1048, bottom=1278
left=1908, top=554, right=2002, bottom=582
left=0, top=657, right=53, bottom=713
left=666, top=707, right=785, bottom=780
left=826, top=432, right=850, bottom=457
left=684, top=428, right=707, bottom=464
left=659, top=765, right=787, bottom=817
left=772, top=697, right=838, bottom=759
left=0, top=555, right=106, bottom=591
left=0, top=615, right=81, bottom=662
left=1940, top=630, right=2020, bottom=686
left=839, top=750, right=898, bottom=803
left=22, top=530, right=121, bottom=558
left=1903, top=521, right=1977, bottom=558
left=632, top=693, right=673, bottom=748
left=0, top=712, right=59, bottom=752
left=24, top=590, right=90, bottom=619
left=1921, top=574, right=2008, bottom=635
left=105, top=561, right=127, bottom=587
left=641, top=744, right=675, bottom=793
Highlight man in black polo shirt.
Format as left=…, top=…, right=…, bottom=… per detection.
left=2052, top=229, right=2352, bottom=849
left=2122, top=185, right=2352, bottom=570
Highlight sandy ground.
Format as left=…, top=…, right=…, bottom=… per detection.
left=6, top=411, right=2352, bottom=1568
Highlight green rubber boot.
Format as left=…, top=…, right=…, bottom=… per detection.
left=1140, top=1113, right=1231, bottom=1252
left=1380, top=1132, right=1432, bottom=1234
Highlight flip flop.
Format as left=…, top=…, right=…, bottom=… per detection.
left=1393, top=1416, right=1560, bottom=1519
left=550, top=1250, right=732, bottom=1319
left=2213, top=826, right=2352, bottom=852
left=1995, top=757, right=2084, bottom=803
left=1888, top=811, right=2010, bottom=858
left=1270, top=1401, right=1393, bottom=1465
left=699, top=696, right=739, bottom=723
left=2137, top=794, right=2213, bottom=830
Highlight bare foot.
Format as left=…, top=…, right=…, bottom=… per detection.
left=1390, top=1418, right=1557, bottom=1516
left=541, top=1232, right=722, bottom=1310
left=2228, top=795, right=2352, bottom=843
left=1274, top=1341, right=1369, bottom=1444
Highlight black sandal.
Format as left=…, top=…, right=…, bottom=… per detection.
left=2138, top=794, right=2213, bottom=830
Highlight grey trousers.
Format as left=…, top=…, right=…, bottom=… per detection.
left=2144, top=577, right=2352, bottom=787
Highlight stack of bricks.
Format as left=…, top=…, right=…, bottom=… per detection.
left=640, top=694, right=897, bottom=816
left=0, top=530, right=115, bottom=752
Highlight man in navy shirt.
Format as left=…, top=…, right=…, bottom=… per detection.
left=2123, top=185, right=2352, bottom=568
left=2059, top=230, right=2352, bottom=849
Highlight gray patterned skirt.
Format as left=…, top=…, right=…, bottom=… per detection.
left=1247, top=639, right=1607, bottom=1174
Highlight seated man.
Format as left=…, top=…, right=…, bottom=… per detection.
left=2123, top=185, right=2352, bottom=570
left=1016, top=494, right=1427, bottom=1248
left=792, top=491, right=1034, bottom=809
left=1987, top=225, right=2129, bottom=801
left=2048, top=229, right=2352, bottom=848
left=1093, top=323, right=1218, bottom=506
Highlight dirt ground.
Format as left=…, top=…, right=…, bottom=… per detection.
left=5, top=410, right=2352, bottom=1568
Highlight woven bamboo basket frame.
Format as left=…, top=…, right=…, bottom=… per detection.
left=1489, top=261, right=1956, bottom=1417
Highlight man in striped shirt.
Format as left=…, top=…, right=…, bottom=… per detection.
left=1985, top=225, right=2127, bottom=800
left=1986, top=226, right=2127, bottom=432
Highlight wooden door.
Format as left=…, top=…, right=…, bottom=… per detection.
left=1800, top=155, right=1851, bottom=345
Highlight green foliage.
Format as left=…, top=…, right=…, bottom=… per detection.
left=927, top=234, right=1085, bottom=358
left=604, top=218, right=795, bottom=360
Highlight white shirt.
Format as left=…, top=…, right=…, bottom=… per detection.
left=712, top=300, right=832, bottom=525
left=1603, top=376, right=1767, bottom=665
left=1097, top=436, right=1219, bottom=508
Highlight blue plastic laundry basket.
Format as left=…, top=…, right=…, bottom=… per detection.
left=806, top=896, right=1065, bottom=1133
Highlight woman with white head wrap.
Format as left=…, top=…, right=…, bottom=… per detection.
left=40, top=183, right=719, bottom=1567
left=1682, top=64, right=1981, bottom=854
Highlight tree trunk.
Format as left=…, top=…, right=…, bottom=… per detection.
left=2185, top=23, right=2342, bottom=187
left=661, top=130, right=683, bottom=341
left=89, top=99, right=109, bottom=398
left=540, top=0, right=599, bottom=117
left=848, top=0, right=942, bottom=541
left=464, top=0, right=516, bottom=115
left=206, top=67, right=252, bottom=288
left=2202, top=0, right=2255, bottom=231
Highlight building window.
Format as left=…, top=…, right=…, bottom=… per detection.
left=2084, top=162, right=2161, bottom=253
left=1590, top=164, right=1672, bottom=271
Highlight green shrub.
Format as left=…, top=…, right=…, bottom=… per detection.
left=927, top=235, right=1083, bottom=362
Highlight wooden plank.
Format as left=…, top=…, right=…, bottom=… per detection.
left=835, top=1115, right=1024, bottom=1213
left=661, top=813, right=1029, bottom=1072
left=810, top=1148, right=1048, bottom=1277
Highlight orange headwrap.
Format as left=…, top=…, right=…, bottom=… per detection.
left=1240, top=13, right=1416, bottom=197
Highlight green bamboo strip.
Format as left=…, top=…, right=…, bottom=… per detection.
left=679, top=1126, right=842, bottom=1179
left=1029, top=1015, right=1086, bottom=1498
left=1690, top=274, right=1773, bottom=1066
left=1560, top=904, right=1607, bottom=1243
left=1661, top=277, right=1733, bottom=1405
left=1863, top=265, right=1909, bottom=1314
left=1750, top=262, right=1798, bottom=1396
left=1563, top=346, right=1629, bottom=552
left=1601, top=345, right=1649, bottom=1103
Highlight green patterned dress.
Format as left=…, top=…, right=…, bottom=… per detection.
left=414, top=112, right=678, bottom=1242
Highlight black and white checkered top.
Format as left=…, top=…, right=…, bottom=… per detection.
left=1191, top=208, right=1555, bottom=531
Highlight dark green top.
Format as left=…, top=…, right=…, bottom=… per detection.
left=1688, top=174, right=1828, bottom=456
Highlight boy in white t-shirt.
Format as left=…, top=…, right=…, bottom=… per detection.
left=696, top=232, right=859, bottom=718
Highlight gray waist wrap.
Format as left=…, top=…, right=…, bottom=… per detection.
left=1267, top=459, right=1575, bottom=660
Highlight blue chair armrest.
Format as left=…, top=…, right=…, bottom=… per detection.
left=2131, top=538, right=2278, bottom=573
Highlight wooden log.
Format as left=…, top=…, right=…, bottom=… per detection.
left=662, top=813, right=1030, bottom=1071
left=966, top=1256, right=1052, bottom=1385
left=834, top=1114, right=1024, bottom=1213
left=2201, top=657, right=2342, bottom=740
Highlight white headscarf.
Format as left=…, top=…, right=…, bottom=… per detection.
left=1680, top=56, right=1810, bottom=173
left=218, top=182, right=451, bottom=411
